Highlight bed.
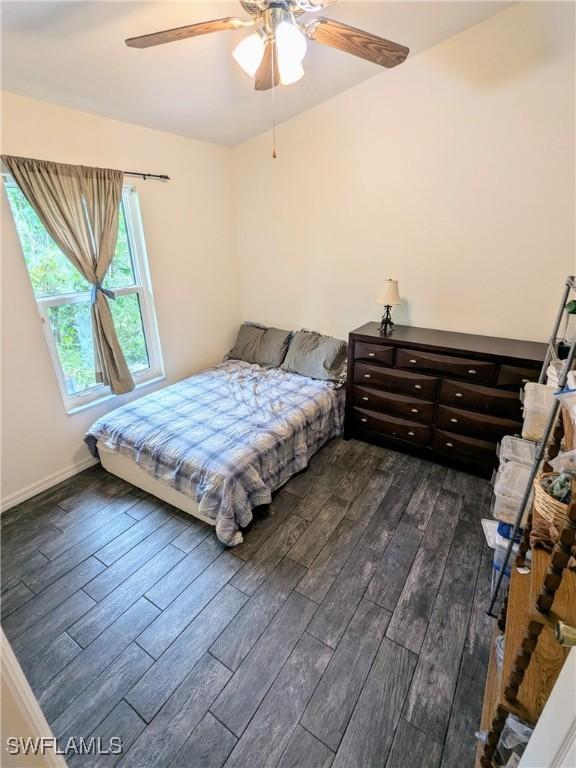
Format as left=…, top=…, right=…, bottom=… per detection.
left=85, top=359, right=345, bottom=546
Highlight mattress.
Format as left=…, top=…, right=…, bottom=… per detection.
left=98, top=441, right=213, bottom=525
left=86, top=359, right=344, bottom=545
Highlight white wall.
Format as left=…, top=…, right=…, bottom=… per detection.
left=1, top=93, right=239, bottom=507
left=232, top=2, right=575, bottom=342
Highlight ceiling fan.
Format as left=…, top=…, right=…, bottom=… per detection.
left=125, top=0, right=410, bottom=91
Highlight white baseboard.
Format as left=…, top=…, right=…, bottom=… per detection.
left=0, top=457, right=99, bottom=514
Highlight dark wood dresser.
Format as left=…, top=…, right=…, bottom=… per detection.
left=344, top=323, right=547, bottom=473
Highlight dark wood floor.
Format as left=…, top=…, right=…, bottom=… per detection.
left=1, top=438, right=494, bottom=768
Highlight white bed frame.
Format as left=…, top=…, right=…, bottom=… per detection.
left=97, top=441, right=215, bottom=527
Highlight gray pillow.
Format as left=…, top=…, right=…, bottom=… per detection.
left=281, top=330, right=347, bottom=382
left=228, top=322, right=292, bottom=367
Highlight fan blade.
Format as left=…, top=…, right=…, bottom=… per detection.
left=125, top=17, right=249, bottom=48
left=254, top=40, right=279, bottom=91
left=305, top=17, right=409, bottom=68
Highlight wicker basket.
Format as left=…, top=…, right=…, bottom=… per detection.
left=533, top=472, right=570, bottom=528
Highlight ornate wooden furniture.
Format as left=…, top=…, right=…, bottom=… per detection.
left=344, top=324, right=546, bottom=474
left=476, top=479, right=576, bottom=767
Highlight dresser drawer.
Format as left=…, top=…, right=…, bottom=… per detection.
left=353, top=341, right=394, bottom=365
left=436, top=405, right=522, bottom=441
left=395, top=348, right=496, bottom=384
left=439, top=379, right=522, bottom=419
left=353, top=407, right=430, bottom=445
left=497, top=364, right=541, bottom=389
left=432, top=429, right=497, bottom=462
left=354, top=363, right=438, bottom=400
left=353, top=386, right=434, bottom=424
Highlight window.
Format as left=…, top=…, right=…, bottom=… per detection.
left=5, top=180, right=164, bottom=411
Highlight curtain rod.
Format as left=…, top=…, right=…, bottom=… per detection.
left=1, top=168, right=169, bottom=182
left=124, top=172, right=170, bottom=181
left=0, top=157, right=170, bottom=182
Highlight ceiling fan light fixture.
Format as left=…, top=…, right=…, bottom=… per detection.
left=275, top=20, right=307, bottom=61
left=278, top=57, right=304, bottom=85
left=275, top=19, right=306, bottom=86
left=233, top=32, right=265, bottom=76
left=126, top=2, right=410, bottom=100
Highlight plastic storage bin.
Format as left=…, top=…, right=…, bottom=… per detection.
left=546, top=360, right=563, bottom=388
left=497, top=436, right=537, bottom=468
left=491, top=523, right=524, bottom=603
left=492, top=461, right=532, bottom=525
left=492, top=535, right=519, bottom=590
left=522, top=383, right=556, bottom=442
left=495, top=520, right=523, bottom=543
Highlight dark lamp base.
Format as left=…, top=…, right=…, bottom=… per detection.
left=379, top=305, right=394, bottom=335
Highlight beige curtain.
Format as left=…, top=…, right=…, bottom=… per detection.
left=2, top=155, right=134, bottom=395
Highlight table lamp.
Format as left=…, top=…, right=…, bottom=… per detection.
left=377, top=279, right=401, bottom=335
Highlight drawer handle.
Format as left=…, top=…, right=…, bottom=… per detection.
left=410, top=408, right=419, bottom=413
left=468, top=369, right=477, bottom=375
left=408, top=431, right=415, bottom=437
left=409, top=359, right=417, bottom=364
left=455, top=392, right=463, bottom=398
left=362, top=396, right=369, bottom=401
left=364, top=374, right=371, bottom=379
left=450, top=418, right=458, bottom=423
left=414, top=384, right=422, bottom=390
left=368, top=352, right=375, bottom=357
left=361, top=418, right=367, bottom=423
left=391, top=431, right=397, bottom=436
left=445, top=442, right=454, bottom=448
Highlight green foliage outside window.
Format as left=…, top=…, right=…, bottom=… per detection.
left=6, top=186, right=149, bottom=395
left=47, top=301, right=98, bottom=393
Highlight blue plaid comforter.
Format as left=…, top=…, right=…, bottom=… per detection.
left=85, top=360, right=344, bottom=546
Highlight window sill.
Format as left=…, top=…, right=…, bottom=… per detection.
left=66, top=374, right=166, bottom=416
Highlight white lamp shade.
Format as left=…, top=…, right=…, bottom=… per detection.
left=276, top=21, right=307, bottom=60
left=233, top=33, right=265, bottom=77
left=376, top=280, right=401, bottom=306
left=276, top=21, right=306, bottom=86
left=278, top=57, right=304, bottom=85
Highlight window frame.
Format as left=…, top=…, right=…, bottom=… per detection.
left=5, top=180, right=165, bottom=412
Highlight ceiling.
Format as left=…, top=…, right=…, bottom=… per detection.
left=2, top=1, right=512, bottom=146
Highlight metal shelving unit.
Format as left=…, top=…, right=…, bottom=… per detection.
left=487, top=274, right=576, bottom=617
